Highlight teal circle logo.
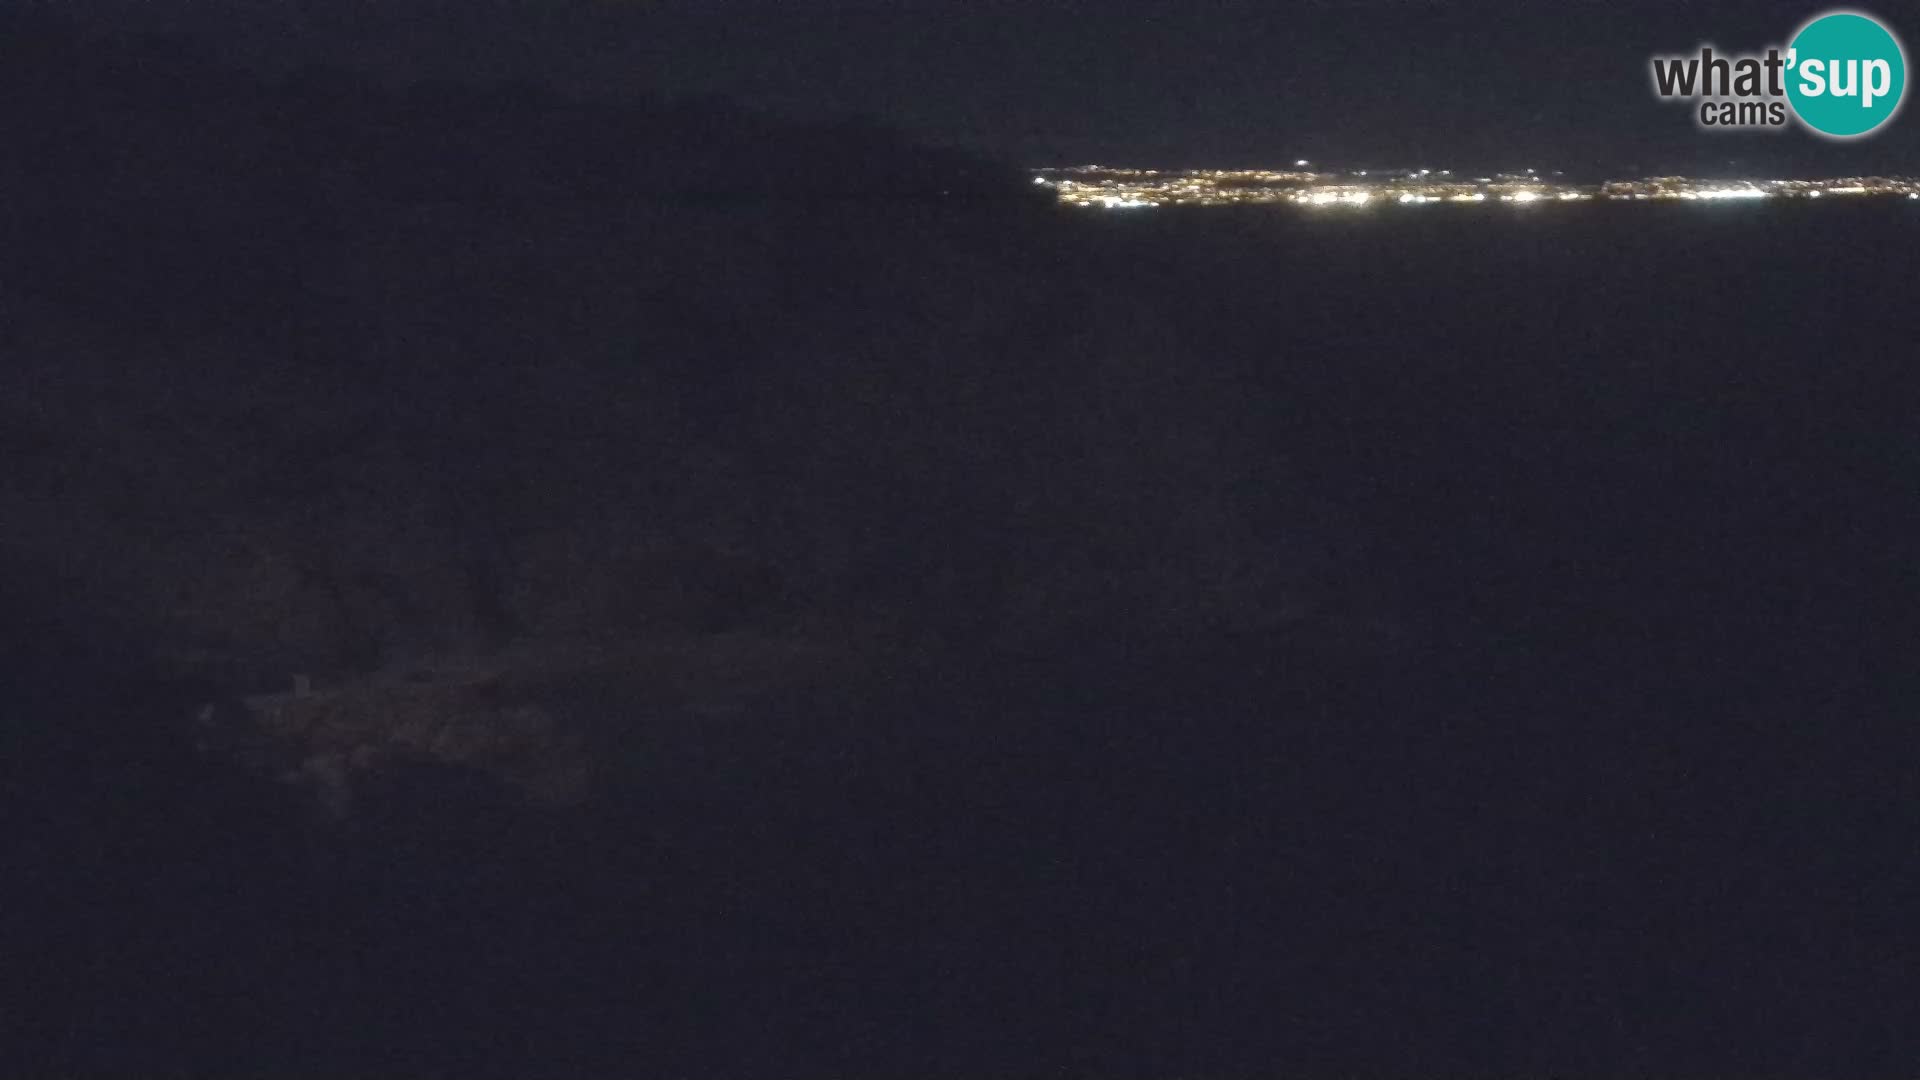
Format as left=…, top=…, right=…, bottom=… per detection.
left=1786, top=11, right=1907, bottom=138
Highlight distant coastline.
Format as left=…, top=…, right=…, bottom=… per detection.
left=1033, top=166, right=1920, bottom=208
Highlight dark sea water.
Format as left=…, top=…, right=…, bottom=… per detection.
left=9, top=200, right=1919, bottom=1076
left=982, top=200, right=1920, bottom=1071
left=738, top=202, right=1920, bottom=1073
left=483, top=203, right=1920, bottom=1074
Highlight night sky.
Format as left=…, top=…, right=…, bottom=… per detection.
left=58, top=0, right=1920, bottom=176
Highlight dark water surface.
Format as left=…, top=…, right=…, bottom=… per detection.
left=9, top=202, right=1920, bottom=1075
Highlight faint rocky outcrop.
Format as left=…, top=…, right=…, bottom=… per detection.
left=189, top=671, right=593, bottom=814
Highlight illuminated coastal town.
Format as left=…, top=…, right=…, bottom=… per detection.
left=1035, top=165, right=1920, bottom=209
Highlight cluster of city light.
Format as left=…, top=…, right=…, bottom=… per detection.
left=1035, top=166, right=1920, bottom=211
left=1300, top=190, right=1373, bottom=206
left=1682, top=187, right=1770, bottom=200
